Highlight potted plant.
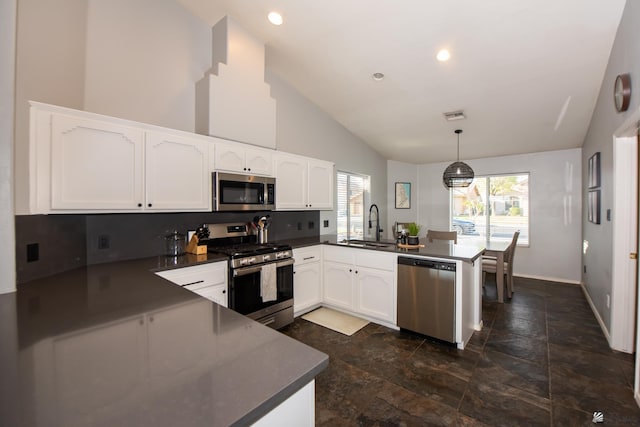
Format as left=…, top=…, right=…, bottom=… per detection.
left=406, top=223, right=421, bottom=245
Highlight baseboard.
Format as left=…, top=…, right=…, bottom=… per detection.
left=580, top=282, right=612, bottom=345
left=514, top=273, right=581, bottom=285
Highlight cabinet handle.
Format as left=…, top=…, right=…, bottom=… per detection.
left=349, top=268, right=352, bottom=272
left=248, top=168, right=251, bottom=171
left=182, top=280, right=205, bottom=287
left=148, top=203, right=152, bottom=207
left=355, top=270, right=358, bottom=274
left=303, top=256, right=315, bottom=260
left=243, top=167, right=247, bottom=171
left=137, top=203, right=142, bottom=207
left=222, top=290, right=226, bottom=294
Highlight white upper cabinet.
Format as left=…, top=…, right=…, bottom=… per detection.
left=27, top=102, right=212, bottom=214
left=51, top=114, right=144, bottom=210
left=145, top=132, right=210, bottom=210
left=275, top=152, right=334, bottom=210
left=213, top=139, right=274, bottom=176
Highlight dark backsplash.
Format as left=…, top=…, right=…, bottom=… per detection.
left=15, top=211, right=320, bottom=284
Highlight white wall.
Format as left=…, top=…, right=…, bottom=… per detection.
left=1, top=0, right=17, bottom=293
left=582, top=0, right=640, bottom=332
left=14, top=0, right=88, bottom=214
left=416, top=148, right=582, bottom=283
left=386, top=160, right=418, bottom=239
left=266, top=70, right=388, bottom=236
left=84, top=0, right=211, bottom=132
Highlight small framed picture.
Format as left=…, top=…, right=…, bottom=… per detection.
left=395, top=182, right=411, bottom=209
left=588, top=152, right=601, bottom=189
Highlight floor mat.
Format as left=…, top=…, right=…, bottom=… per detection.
left=301, top=307, right=369, bottom=336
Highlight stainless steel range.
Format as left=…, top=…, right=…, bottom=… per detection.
left=201, top=223, right=294, bottom=329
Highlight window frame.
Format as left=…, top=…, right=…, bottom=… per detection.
left=450, top=172, right=530, bottom=246
left=336, top=170, right=370, bottom=241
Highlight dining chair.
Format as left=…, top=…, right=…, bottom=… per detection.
left=426, top=229, right=457, bottom=244
left=482, top=230, right=520, bottom=298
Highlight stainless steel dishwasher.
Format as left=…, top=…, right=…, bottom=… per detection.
left=397, top=257, right=456, bottom=343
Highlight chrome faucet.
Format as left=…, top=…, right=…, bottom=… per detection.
left=368, top=204, right=383, bottom=241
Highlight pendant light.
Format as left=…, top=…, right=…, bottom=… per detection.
left=442, top=129, right=474, bottom=188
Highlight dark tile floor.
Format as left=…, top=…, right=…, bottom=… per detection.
left=281, top=276, right=640, bottom=426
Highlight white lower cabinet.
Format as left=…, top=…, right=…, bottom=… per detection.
left=252, top=380, right=315, bottom=427
left=293, top=246, right=322, bottom=315
left=155, top=261, right=228, bottom=307
left=322, top=246, right=396, bottom=324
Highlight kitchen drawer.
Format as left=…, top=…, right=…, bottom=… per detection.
left=293, top=246, right=321, bottom=266
left=156, top=261, right=227, bottom=287
left=355, top=250, right=395, bottom=272
left=323, top=246, right=356, bottom=265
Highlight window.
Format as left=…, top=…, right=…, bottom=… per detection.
left=450, top=173, right=529, bottom=245
left=337, top=171, right=370, bottom=241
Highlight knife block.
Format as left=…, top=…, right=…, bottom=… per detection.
left=186, top=235, right=208, bottom=255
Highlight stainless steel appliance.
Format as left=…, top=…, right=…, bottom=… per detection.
left=201, top=223, right=294, bottom=329
left=213, top=172, right=275, bottom=211
left=397, top=257, right=456, bottom=343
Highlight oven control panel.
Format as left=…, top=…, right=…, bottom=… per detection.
left=231, top=250, right=292, bottom=269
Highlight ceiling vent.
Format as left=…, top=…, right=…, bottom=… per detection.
left=443, top=110, right=466, bottom=121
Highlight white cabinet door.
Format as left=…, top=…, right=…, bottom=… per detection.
left=51, top=113, right=144, bottom=210
left=276, top=153, right=308, bottom=209
left=294, top=246, right=322, bottom=315
left=294, top=262, right=321, bottom=314
left=322, top=260, right=354, bottom=310
left=214, top=141, right=274, bottom=176
left=214, top=141, right=246, bottom=173
left=356, top=266, right=396, bottom=323
left=245, top=146, right=273, bottom=176
left=307, top=159, right=334, bottom=209
left=185, top=283, right=228, bottom=307
left=145, top=132, right=210, bottom=211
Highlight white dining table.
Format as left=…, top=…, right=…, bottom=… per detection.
left=483, top=240, right=512, bottom=303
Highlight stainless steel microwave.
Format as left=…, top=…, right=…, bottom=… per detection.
left=212, top=172, right=275, bottom=211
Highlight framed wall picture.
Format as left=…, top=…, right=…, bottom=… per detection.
left=588, top=152, right=601, bottom=189
left=395, top=182, right=411, bottom=209
left=588, top=189, right=601, bottom=224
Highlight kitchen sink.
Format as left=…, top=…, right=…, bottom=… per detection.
left=340, top=239, right=397, bottom=249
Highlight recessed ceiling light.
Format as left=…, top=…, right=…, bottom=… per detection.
left=436, top=49, right=451, bottom=62
left=372, top=72, right=385, bottom=81
left=268, top=12, right=283, bottom=25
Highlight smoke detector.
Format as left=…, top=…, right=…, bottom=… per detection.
left=443, top=110, right=466, bottom=121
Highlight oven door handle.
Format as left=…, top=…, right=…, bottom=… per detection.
left=233, top=258, right=295, bottom=277
left=233, top=265, right=263, bottom=277
left=276, top=258, right=295, bottom=268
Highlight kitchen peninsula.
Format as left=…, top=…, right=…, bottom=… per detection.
left=288, top=236, right=486, bottom=349
left=0, top=255, right=328, bottom=427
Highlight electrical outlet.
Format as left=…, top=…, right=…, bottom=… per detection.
left=98, top=235, right=110, bottom=250
left=324, top=220, right=329, bottom=228
left=27, top=243, right=39, bottom=262
left=308, top=221, right=315, bottom=229
left=583, top=265, right=587, bottom=274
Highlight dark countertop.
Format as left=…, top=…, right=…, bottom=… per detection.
left=1, top=255, right=328, bottom=427
left=284, top=234, right=486, bottom=263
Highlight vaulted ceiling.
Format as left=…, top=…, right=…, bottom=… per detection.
left=177, top=0, right=626, bottom=164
